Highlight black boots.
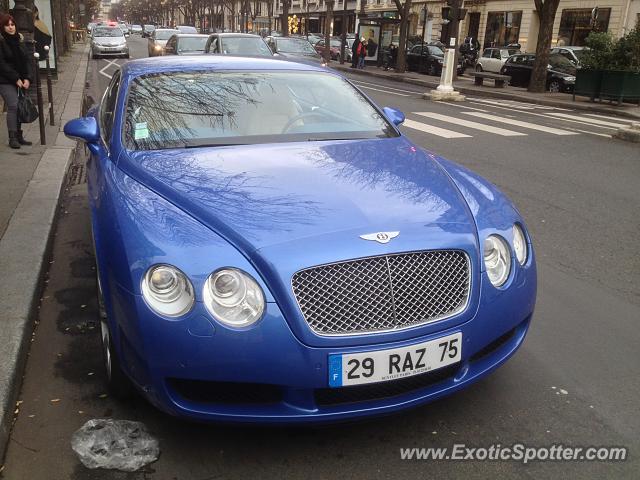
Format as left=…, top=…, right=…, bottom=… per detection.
left=16, top=130, right=32, bottom=146
left=8, top=131, right=20, bottom=149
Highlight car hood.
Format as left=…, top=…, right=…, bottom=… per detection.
left=93, top=36, right=126, bottom=45
left=122, top=137, right=476, bottom=255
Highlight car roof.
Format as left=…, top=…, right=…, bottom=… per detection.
left=121, top=55, right=331, bottom=78
left=173, top=34, right=209, bottom=38
left=212, top=33, right=262, bottom=38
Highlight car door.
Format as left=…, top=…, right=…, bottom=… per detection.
left=164, top=36, right=176, bottom=55
left=505, top=55, right=525, bottom=85
left=486, top=48, right=502, bottom=72
left=315, top=39, right=325, bottom=57
left=521, top=55, right=535, bottom=87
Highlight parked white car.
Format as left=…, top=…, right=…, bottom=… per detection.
left=476, top=47, right=520, bottom=73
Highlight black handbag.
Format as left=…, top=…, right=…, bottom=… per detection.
left=17, top=88, right=39, bottom=124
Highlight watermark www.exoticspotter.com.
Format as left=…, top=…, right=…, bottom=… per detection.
left=399, top=444, right=628, bottom=464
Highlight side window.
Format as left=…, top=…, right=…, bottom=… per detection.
left=525, top=56, right=535, bottom=66
left=100, top=72, right=121, bottom=145
left=491, top=49, right=501, bottom=59
left=482, top=49, right=492, bottom=58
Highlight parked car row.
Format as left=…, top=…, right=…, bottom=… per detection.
left=475, top=45, right=581, bottom=92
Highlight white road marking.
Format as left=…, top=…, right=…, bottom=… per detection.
left=402, top=119, right=472, bottom=138
left=545, top=112, right=628, bottom=128
left=583, top=113, right=635, bottom=123
left=356, top=85, right=410, bottom=97
left=99, top=59, right=120, bottom=79
left=414, top=112, right=527, bottom=136
left=352, top=80, right=420, bottom=94
left=434, top=101, right=489, bottom=112
left=562, top=127, right=612, bottom=138
left=462, top=111, right=578, bottom=135
left=467, top=102, right=618, bottom=130
left=467, top=97, right=572, bottom=111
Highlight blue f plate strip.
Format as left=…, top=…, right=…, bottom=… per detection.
left=328, top=354, right=343, bottom=387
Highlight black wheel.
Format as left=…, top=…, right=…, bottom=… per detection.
left=427, top=63, right=438, bottom=76
left=96, top=269, right=133, bottom=399
left=549, top=79, right=562, bottom=93
left=475, top=64, right=483, bottom=72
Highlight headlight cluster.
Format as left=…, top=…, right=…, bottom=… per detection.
left=141, top=265, right=265, bottom=327
left=483, top=224, right=529, bottom=288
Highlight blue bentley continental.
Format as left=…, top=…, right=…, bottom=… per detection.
left=64, top=56, right=537, bottom=423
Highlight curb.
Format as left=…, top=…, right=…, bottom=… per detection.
left=332, top=64, right=640, bottom=121
left=0, top=45, right=89, bottom=462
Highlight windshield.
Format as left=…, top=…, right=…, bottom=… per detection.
left=124, top=71, right=397, bottom=151
left=155, top=30, right=179, bottom=40
left=220, top=37, right=272, bottom=56
left=93, top=28, right=123, bottom=37
left=144, top=25, right=155, bottom=31
left=178, top=37, right=209, bottom=52
left=572, top=49, right=586, bottom=60
left=548, top=53, right=576, bottom=73
left=428, top=46, right=444, bottom=56
left=276, top=38, right=317, bottom=55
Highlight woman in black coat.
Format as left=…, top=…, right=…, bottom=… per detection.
left=0, top=13, right=33, bottom=148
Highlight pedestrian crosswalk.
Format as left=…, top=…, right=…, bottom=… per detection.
left=401, top=106, right=636, bottom=140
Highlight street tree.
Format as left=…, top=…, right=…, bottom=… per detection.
left=391, top=0, right=412, bottom=72
left=323, top=0, right=334, bottom=63
left=528, top=0, right=561, bottom=92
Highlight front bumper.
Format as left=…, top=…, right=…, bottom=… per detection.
left=106, top=255, right=536, bottom=424
left=92, top=44, right=129, bottom=56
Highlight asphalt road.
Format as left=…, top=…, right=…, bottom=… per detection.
left=1, top=36, right=639, bottom=479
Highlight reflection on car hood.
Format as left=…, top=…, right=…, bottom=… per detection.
left=275, top=52, right=324, bottom=64
left=122, top=137, right=475, bottom=252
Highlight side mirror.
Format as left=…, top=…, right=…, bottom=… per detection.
left=64, top=117, right=100, bottom=143
left=383, top=107, right=405, bottom=126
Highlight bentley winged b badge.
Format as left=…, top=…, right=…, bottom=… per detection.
left=359, top=231, right=400, bottom=244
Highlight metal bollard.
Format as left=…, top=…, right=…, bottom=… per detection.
left=33, top=52, right=46, bottom=145
left=44, top=46, right=54, bottom=126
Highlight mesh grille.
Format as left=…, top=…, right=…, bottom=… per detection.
left=292, top=250, right=470, bottom=335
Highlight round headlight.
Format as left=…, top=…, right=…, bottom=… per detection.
left=483, top=235, right=511, bottom=287
left=513, top=224, right=528, bottom=265
left=204, top=269, right=265, bottom=328
left=141, top=264, right=195, bottom=317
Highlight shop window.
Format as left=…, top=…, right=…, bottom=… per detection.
left=558, top=8, right=611, bottom=46
left=483, top=11, right=522, bottom=48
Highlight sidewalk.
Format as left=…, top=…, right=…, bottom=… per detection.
left=0, top=43, right=89, bottom=462
left=331, top=62, right=640, bottom=120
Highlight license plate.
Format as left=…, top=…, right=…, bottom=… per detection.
left=328, top=332, right=462, bottom=387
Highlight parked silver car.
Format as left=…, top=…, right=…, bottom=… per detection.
left=90, top=26, right=129, bottom=59
left=148, top=28, right=180, bottom=56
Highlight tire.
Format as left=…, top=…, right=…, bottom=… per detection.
left=427, top=63, right=438, bottom=76
left=96, top=268, right=133, bottom=399
left=549, top=79, right=562, bottom=93
left=475, top=64, right=483, bottom=72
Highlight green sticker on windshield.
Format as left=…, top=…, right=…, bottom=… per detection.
left=134, top=122, right=149, bottom=140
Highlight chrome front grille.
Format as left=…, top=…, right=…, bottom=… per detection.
left=291, top=250, right=470, bottom=336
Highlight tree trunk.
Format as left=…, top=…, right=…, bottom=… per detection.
left=528, top=0, right=560, bottom=93
left=324, top=0, right=334, bottom=63
left=393, top=0, right=412, bottom=73
left=282, top=0, right=289, bottom=36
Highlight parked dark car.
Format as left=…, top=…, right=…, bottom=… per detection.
left=205, top=33, right=273, bottom=56
left=500, top=53, right=576, bottom=92
left=266, top=36, right=325, bottom=66
left=163, top=34, right=210, bottom=55
left=406, top=44, right=465, bottom=76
